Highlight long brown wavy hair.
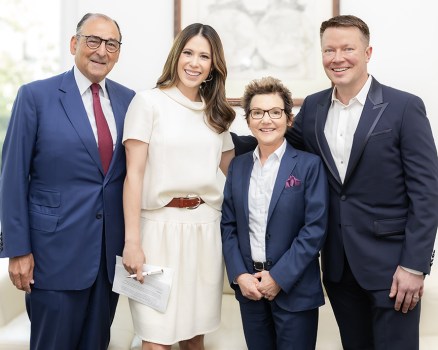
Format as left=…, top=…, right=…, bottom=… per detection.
left=156, top=23, right=235, bottom=133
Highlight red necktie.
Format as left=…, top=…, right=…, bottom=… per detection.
left=91, top=83, right=113, bottom=174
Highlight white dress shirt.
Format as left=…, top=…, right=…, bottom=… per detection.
left=324, top=75, right=372, bottom=183
left=248, top=140, right=287, bottom=262
left=73, top=66, right=117, bottom=149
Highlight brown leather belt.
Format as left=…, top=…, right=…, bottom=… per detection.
left=165, top=196, right=204, bottom=209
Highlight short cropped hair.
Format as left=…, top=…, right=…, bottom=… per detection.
left=320, top=15, right=370, bottom=45
left=242, top=76, right=293, bottom=120
left=76, top=13, right=122, bottom=42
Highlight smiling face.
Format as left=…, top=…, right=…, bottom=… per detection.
left=176, top=35, right=212, bottom=101
left=248, top=93, right=292, bottom=157
left=321, top=26, right=372, bottom=102
left=70, top=16, right=120, bottom=83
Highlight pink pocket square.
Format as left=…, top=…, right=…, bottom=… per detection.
left=285, top=175, right=301, bottom=188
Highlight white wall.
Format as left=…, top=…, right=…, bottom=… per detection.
left=60, top=0, right=174, bottom=92
left=341, top=0, right=438, bottom=142
left=60, top=0, right=438, bottom=140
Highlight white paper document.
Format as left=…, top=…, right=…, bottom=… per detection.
left=112, top=256, right=173, bottom=313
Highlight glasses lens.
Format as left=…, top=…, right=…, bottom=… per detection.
left=105, top=39, right=120, bottom=53
left=268, top=108, right=283, bottom=119
left=86, top=36, right=102, bottom=49
left=250, top=109, right=264, bottom=119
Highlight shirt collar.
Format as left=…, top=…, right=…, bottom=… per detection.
left=73, top=65, right=107, bottom=97
left=331, top=74, right=373, bottom=106
left=252, top=139, right=287, bottom=163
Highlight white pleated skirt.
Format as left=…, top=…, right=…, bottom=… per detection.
left=129, top=204, right=224, bottom=345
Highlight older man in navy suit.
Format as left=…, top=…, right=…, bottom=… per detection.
left=0, top=13, right=135, bottom=350
left=232, top=15, right=438, bottom=350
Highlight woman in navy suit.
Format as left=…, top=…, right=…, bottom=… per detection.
left=221, top=77, right=329, bottom=350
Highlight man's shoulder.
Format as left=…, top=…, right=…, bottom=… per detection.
left=297, top=88, right=333, bottom=113
left=23, top=71, right=67, bottom=89
left=230, top=132, right=257, bottom=156
left=15, top=72, right=70, bottom=100
left=379, top=82, right=421, bottom=101
left=106, top=78, right=135, bottom=97
left=304, top=87, right=333, bottom=102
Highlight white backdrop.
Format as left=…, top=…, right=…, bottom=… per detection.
left=59, top=0, right=438, bottom=142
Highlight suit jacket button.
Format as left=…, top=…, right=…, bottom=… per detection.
left=96, top=213, right=103, bottom=219
left=341, top=195, right=346, bottom=201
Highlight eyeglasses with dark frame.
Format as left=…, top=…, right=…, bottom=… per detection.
left=77, top=35, right=121, bottom=53
left=248, top=107, right=285, bottom=120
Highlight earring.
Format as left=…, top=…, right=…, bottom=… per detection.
left=204, top=72, right=213, bottom=83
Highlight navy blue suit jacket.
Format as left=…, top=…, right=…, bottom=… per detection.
left=221, top=143, right=328, bottom=312
left=286, top=77, right=438, bottom=290
left=0, top=69, right=135, bottom=290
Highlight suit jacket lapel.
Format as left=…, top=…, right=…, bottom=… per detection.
left=267, top=144, right=297, bottom=223
left=59, top=70, right=103, bottom=174
left=315, top=91, right=342, bottom=184
left=105, top=80, right=124, bottom=181
left=242, top=154, right=254, bottom=224
left=344, top=78, right=388, bottom=184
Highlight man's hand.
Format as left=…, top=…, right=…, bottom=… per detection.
left=236, top=273, right=263, bottom=301
left=9, top=253, right=35, bottom=293
left=254, top=270, right=281, bottom=301
left=389, top=265, right=424, bottom=313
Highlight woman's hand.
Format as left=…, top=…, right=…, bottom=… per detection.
left=122, top=241, right=146, bottom=283
left=254, top=271, right=281, bottom=301
left=236, top=273, right=263, bottom=301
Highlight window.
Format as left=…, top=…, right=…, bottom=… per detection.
left=0, top=0, right=60, bottom=162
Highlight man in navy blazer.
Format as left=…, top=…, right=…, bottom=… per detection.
left=222, top=77, right=328, bottom=349
left=0, top=13, right=135, bottom=349
left=285, top=15, right=438, bottom=349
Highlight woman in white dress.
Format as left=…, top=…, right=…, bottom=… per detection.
left=122, top=23, right=236, bottom=350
